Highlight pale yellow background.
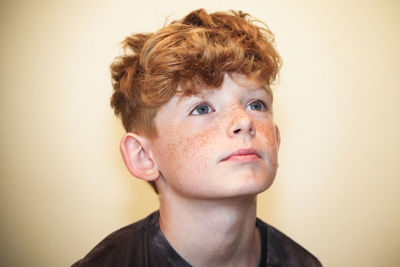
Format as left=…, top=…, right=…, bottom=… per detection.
left=1, top=0, right=399, bottom=266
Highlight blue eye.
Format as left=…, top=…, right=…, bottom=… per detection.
left=247, top=100, right=267, bottom=111
left=190, top=103, right=212, bottom=115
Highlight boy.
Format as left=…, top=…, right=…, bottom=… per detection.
left=73, top=9, right=322, bottom=267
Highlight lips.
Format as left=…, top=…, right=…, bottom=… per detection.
left=221, top=148, right=261, bottom=162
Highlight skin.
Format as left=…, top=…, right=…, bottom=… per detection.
left=152, top=74, right=280, bottom=200
left=120, top=73, right=280, bottom=266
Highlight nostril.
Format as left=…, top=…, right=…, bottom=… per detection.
left=233, top=129, right=241, bottom=134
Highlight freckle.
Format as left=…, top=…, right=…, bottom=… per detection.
left=199, top=131, right=211, bottom=142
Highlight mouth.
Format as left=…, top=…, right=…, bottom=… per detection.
left=221, top=148, right=261, bottom=163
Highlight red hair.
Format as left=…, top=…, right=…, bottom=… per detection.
left=111, top=8, right=281, bottom=136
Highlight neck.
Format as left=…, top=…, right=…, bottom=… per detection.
left=158, top=194, right=261, bottom=267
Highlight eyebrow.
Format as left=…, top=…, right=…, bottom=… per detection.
left=175, top=82, right=270, bottom=106
left=175, top=93, right=206, bottom=106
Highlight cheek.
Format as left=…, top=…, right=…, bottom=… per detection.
left=153, top=124, right=217, bottom=179
left=179, top=127, right=218, bottom=168
left=256, top=121, right=278, bottom=149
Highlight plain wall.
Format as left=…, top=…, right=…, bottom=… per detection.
left=1, top=0, right=399, bottom=266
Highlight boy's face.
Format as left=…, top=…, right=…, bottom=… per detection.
left=149, top=74, right=280, bottom=200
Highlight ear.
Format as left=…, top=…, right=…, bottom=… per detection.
left=119, top=133, right=159, bottom=181
left=275, top=124, right=281, bottom=150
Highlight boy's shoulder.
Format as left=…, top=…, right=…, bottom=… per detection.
left=72, top=212, right=322, bottom=267
left=257, top=218, right=322, bottom=266
left=72, top=211, right=158, bottom=267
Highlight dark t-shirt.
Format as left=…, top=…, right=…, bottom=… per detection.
left=73, top=211, right=322, bottom=266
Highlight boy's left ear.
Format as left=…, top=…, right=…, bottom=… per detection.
left=275, top=124, right=281, bottom=150
left=119, top=133, right=159, bottom=181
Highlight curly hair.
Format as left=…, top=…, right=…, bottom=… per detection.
left=110, top=9, right=281, bottom=192
left=111, top=8, right=281, bottom=136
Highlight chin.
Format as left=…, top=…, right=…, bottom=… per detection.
left=239, top=180, right=273, bottom=196
left=222, top=175, right=276, bottom=198
left=182, top=181, right=272, bottom=200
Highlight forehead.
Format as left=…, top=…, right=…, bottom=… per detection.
left=175, top=74, right=271, bottom=102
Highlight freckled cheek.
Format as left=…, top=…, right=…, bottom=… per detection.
left=154, top=126, right=217, bottom=180
left=180, top=133, right=210, bottom=180
left=152, top=128, right=182, bottom=172
left=179, top=128, right=215, bottom=164
left=256, top=121, right=278, bottom=148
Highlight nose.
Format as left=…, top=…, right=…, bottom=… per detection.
left=227, top=106, right=255, bottom=138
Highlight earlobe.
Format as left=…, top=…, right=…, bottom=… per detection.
left=120, top=133, right=159, bottom=181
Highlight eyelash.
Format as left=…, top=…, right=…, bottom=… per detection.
left=246, top=100, right=268, bottom=111
left=189, top=99, right=268, bottom=116
left=189, top=102, right=214, bottom=116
